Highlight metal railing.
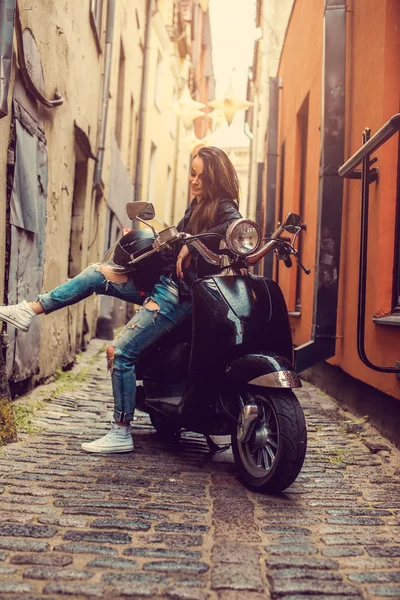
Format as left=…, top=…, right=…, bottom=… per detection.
left=338, top=113, right=400, bottom=374
left=339, top=114, right=400, bottom=176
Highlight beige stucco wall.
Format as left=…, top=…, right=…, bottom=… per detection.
left=247, top=0, right=294, bottom=221
left=1, top=0, right=203, bottom=386
left=11, top=0, right=147, bottom=379
left=226, top=147, right=250, bottom=212
left=140, top=9, right=191, bottom=227
left=173, top=129, right=191, bottom=224
left=102, top=0, right=144, bottom=194
left=15, top=0, right=104, bottom=378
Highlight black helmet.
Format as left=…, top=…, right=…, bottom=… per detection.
left=113, top=228, right=155, bottom=268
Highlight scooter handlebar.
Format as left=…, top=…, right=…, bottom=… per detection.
left=186, top=239, right=221, bottom=266
left=118, top=217, right=310, bottom=275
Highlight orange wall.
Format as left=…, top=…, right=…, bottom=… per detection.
left=276, top=1, right=324, bottom=343
left=276, top=0, right=400, bottom=399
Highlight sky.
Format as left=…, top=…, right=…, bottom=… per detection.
left=208, top=0, right=257, bottom=147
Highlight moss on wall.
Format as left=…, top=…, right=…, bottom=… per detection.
left=0, top=352, right=17, bottom=445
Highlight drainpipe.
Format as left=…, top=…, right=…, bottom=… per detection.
left=1, top=1, right=63, bottom=117
left=245, top=131, right=253, bottom=219
left=170, top=110, right=181, bottom=226
left=93, top=0, right=116, bottom=190
left=294, top=0, right=346, bottom=372
left=264, top=76, right=280, bottom=278
left=134, top=0, right=153, bottom=202
left=254, top=162, right=264, bottom=275
left=0, top=1, right=17, bottom=443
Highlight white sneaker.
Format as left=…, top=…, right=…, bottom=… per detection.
left=81, top=423, right=134, bottom=454
left=0, top=300, right=36, bottom=332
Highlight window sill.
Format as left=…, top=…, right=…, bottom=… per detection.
left=373, top=314, right=400, bottom=327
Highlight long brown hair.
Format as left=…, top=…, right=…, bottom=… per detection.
left=187, top=146, right=240, bottom=234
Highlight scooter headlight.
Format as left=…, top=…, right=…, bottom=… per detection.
left=226, top=219, right=261, bottom=255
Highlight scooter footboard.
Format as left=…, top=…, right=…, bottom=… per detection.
left=226, top=353, right=301, bottom=388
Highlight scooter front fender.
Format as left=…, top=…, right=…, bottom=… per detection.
left=226, top=353, right=301, bottom=389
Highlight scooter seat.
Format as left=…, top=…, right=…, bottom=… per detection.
left=147, top=396, right=181, bottom=406
left=142, top=342, right=190, bottom=384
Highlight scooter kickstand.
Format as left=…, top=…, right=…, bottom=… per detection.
left=206, top=435, right=230, bottom=454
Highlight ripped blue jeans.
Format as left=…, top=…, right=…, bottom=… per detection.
left=37, top=264, right=147, bottom=312
left=107, top=276, right=191, bottom=423
left=37, top=266, right=191, bottom=424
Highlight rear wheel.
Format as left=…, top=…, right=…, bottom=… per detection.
left=231, top=388, right=307, bottom=493
left=149, top=410, right=181, bottom=440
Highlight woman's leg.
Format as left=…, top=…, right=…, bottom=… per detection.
left=28, top=265, right=131, bottom=315
left=0, top=264, right=145, bottom=332
left=81, top=276, right=192, bottom=453
left=37, top=264, right=144, bottom=313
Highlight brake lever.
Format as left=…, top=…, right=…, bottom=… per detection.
left=276, top=241, right=311, bottom=274
left=296, top=259, right=311, bottom=275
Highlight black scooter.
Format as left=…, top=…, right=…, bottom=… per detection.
left=114, top=202, right=309, bottom=493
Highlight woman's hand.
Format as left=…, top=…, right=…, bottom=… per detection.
left=176, top=244, right=192, bottom=279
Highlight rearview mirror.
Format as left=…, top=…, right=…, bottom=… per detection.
left=126, top=202, right=155, bottom=221
left=283, top=213, right=302, bottom=233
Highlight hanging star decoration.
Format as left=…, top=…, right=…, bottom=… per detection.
left=208, top=108, right=226, bottom=131
left=172, top=85, right=206, bottom=129
left=186, top=130, right=213, bottom=153
left=208, top=84, right=253, bottom=126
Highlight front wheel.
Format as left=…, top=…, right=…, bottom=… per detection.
left=231, top=388, right=307, bottom=493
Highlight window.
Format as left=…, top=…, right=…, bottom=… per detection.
left=115, top=40, right=126, bottom=149
left=154, top=50, right=164, bottom=111
left=69, top=160, right=88, bottom=278
left=128, top=95, right=135, bottom=179
left=170, top=86, right=178, bottom=137
left=147, top=143, right=157, bottom=204
left=164, top=166, right=173, bottom=225
left=90, top=0, right=103, bottom=52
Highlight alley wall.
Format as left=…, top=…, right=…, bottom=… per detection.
left=263, top=0, right=400, bottom=401
left=0, top=0, right=210, bottom=391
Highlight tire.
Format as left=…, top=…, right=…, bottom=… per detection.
left=231, top=388, right=307, bottom=493
left=149, top=410, right=181, bottom=439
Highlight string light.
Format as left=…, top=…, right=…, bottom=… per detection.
left=186, top=130, right=214, bottom=153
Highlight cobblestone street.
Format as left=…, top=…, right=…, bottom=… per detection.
left=0, top=338, right=399, bottom=600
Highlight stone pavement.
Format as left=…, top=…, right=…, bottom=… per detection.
left=0, top=338, right=400, bottom=600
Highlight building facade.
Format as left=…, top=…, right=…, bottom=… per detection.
left=250, top=0, right=400, bottom=442
left=223, top=146, right=250, bottom=209
left=245, top=0, right=294, bottom=228
left=0, top=0, right=212, bottom=391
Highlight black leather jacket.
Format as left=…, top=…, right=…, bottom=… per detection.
left=132, top=197, right=242, bottom=299
left=174, top=197, right=242, bottom=299
left=176, top=197, right=242, bottom=239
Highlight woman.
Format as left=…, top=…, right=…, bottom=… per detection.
left=0, top=147, right=242, bottom=453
